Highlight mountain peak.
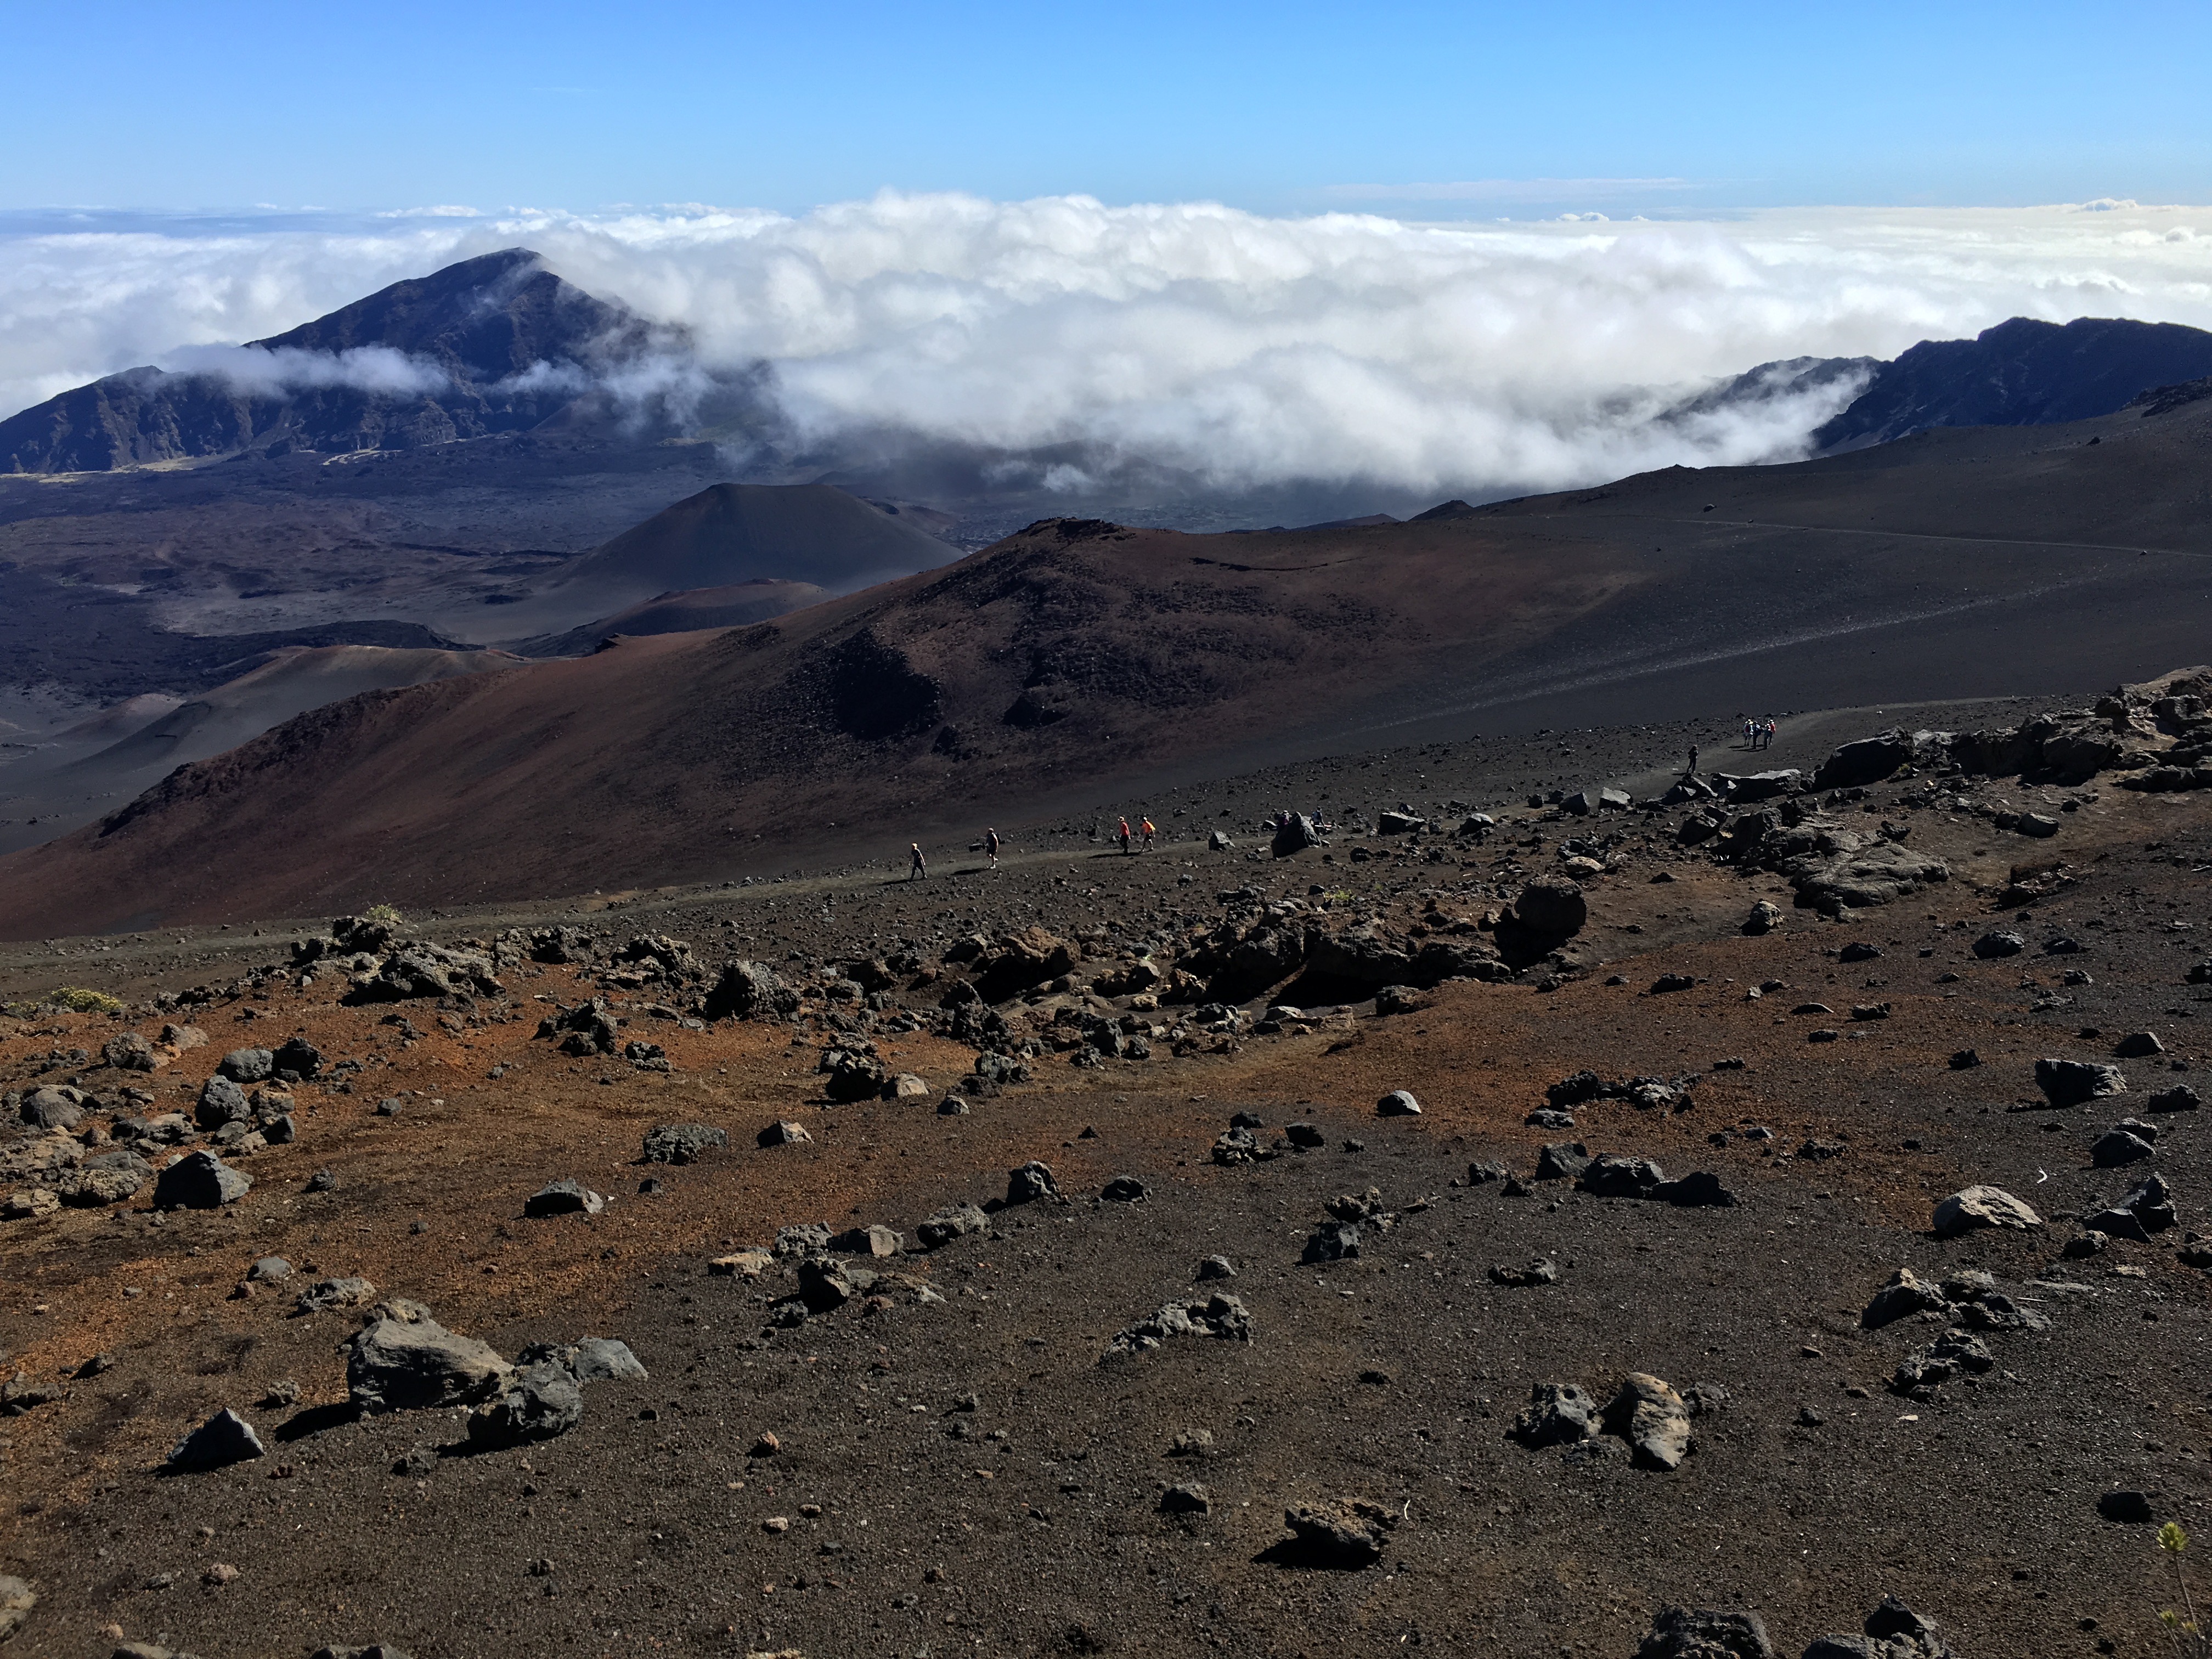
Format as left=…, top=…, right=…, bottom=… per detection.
left=250, top=247, right=642, bottom=385
left=0, top=249, right=653, bottom=473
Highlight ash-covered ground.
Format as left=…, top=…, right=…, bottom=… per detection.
left=2, top=679, right=2209, bottom=1659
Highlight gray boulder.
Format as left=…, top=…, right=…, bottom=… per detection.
left=2090, top=1128, right=2157, bottom=1167
left=703, top=960, right=798, bottom=1022
left=1972, top=930, right=2025, bottom=958
left=194, top=1075, right=252, bottom=1129
left=152, top=1149, right=250, bottom=1210
left=2036, top=1058, right=2127, bottom=1107
left=1799, top=1594, right=1956, bottom=1659
left=1271, top=815, right=1322, bottom=857
left=345, top=1301, right=511, bottom=1412
left=1634, top=1606, right=1776, bottom=1659
left=1105, top=1293, right=1251, bottom=1356
left=0, top=1575, right=33, bottom=1645
left=1931, top=1186, right=2041, bottom=1237
left=273, top=1036, right=323, bottom=1077
left=218, top=1047, right=274, bottom=1084
left=524, top=1179, right=603, bottom=1217
left=1861, top=1267, right=1949, bottom=1329
left=1814, top=730, right=1911, bottom=789
left=639, top=1124, right=728, bottom=1165
left=467, top=1362, right=584, bottom=1448
left=1301, top=1220, right=1362, bottom=1263
left=832, top=1223, right=905, bottom=1255
left=1534, top=1141, right=1591, bottom=1181
left=348, top=941, right=503, bottom=1002
left=515, top=1337, right=647, bottom=1384
left=19, top=1084, right=85, bottom=1130
left=2083, top=1173, right=2177, bottom=1240
left=1006, top=1160, right=1061, bottom=1204
left=816, top=1046, right=887, bottom=1102
left=56, top=1150, right=153, bottom=1207
left=1510, top=1381, right=1600, bottom=1446
left=294, top=1276, right=377, bottom=1314
left=103, top=1031, right=163, bottom=1072
left=166, top=1407, right=264, bottom=1472
left=1511, top=879, right=1588, bottom=938
left=1604, top=1372, right=1692, bottom=1470
left=1375, top=1090, right=1421, bottom=1117
left=757, top=1120, right=812, bottom=1147
left=1281, top=1498, right=1396, bottom=1566
left=916, top=1203, right=988, bottom=1249
left=1578, top=1154, right=1665, bottom=1198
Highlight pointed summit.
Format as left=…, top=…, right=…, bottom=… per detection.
left=0, top=249, right=653, bottom=473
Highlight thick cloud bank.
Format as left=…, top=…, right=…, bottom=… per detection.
left=3, top=196, right=2209, bottom=497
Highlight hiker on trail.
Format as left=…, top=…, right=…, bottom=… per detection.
left=1141, top=816, right=1156, bottom=851
left=1118, top=816, right=1133, bottom=855
left=909, top=843, right=927, bottom=881
left=1765, top=718, right=1777, bottom=751
left=1685, top=744, right=1699, bottom=777
left=985, top=827, right=1001, bottom=868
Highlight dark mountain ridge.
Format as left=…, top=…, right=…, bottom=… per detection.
left=1813, top=314, right=2212, bottom=452
left=0, top=250, right=659, bottom=473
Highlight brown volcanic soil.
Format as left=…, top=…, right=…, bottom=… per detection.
left=0, top=710, right=2207, bottom=1659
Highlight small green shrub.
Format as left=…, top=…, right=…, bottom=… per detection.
left=2164, top=1523, right=2207, bottom=1659
left=49, top=986, right=125, bottom=1015
left=361, top=903, right=405, bottom=928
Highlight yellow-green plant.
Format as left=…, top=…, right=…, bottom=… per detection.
left=361, top=903, right=405, bottom=928
left=2164, top=1523, right=2208, bottom=1659
left=33, top=986, right=125, bottom=1015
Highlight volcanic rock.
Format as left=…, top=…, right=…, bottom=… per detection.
left=1280, top=1498, right=1396, bottom=1567
left=1931, top=1186, right=2041, bottom=1237
left=2036, top=1058, right=2128, bottom=1107
left=1006, top=1161, right=1062, bottom=1204
left=153, top=1149, right=250, bottom=1209
left=166, top=1407, right=265, bottom=1472
left=1105, top=1293, right=1251, bottom=1357
left=345, top=1301, right=512, bottom=1412
left=524, top=1178, right=604, bottom=1217
left=466, top=1362, right=584, bottom=1448
left=1633, top=1606, right=1776, bottom=1659
left=1604, top=1372, right=1693, bottom=1469
left=640, top=1124, right=727, bottom=1165
left=1510, top=1382, right=1601, bottom=1447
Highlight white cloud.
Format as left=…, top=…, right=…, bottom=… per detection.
left=161, top=341, right=450, bottom=397
left=4, top=195, right=2212, bottom=498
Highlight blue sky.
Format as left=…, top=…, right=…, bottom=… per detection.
left=4, top=1, right=2207, bottom=215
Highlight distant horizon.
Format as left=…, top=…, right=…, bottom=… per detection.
left=2, top=1, right=2206, bottom=215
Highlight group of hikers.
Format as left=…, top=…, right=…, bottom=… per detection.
left=907, top=814, right=1160, bottom=878
left=1683, top=714, right=1781, bottom=778
left=909, top=825, right=1005, bottom=879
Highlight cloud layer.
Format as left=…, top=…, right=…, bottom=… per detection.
left=3, top=196, right=2209, bottom=499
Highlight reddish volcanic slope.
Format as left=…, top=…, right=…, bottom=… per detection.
left=5, top=389, right=2212, bottom=937
left=0, top=514, right=1645, bottom=933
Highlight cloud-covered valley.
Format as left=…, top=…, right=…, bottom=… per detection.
left=3, top=195, right=2208, bottom=502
